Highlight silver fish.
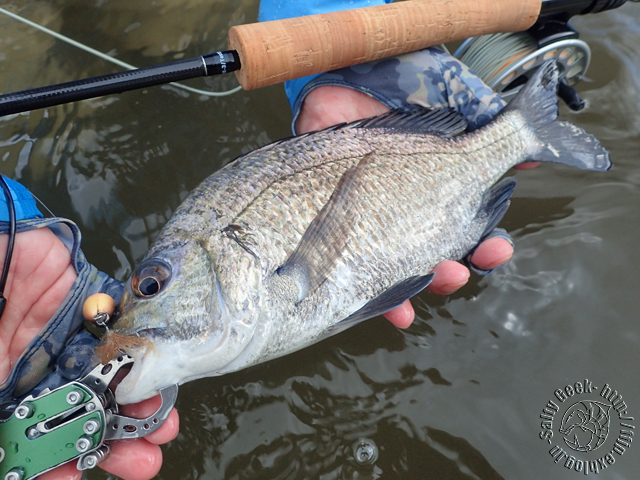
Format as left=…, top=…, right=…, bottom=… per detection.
left=109, top=62, right=610, bottom=404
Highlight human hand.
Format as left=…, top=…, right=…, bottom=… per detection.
left=0, top=227, right=179, bottom=480
left=295, top=85, right=518, bottom=328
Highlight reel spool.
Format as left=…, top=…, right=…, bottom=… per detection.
left=454, top=33, right=590, bottom=108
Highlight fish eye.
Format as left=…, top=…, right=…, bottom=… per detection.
left=131, top=260, right=172, bottom=298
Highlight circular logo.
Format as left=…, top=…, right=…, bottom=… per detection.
left=537, top=379, right=635, bottom=475
left=558, top=400, right=611, bottom=452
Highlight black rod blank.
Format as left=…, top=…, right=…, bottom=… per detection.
left=0, top=50, right=240, bottom=117
left=1, top=0, right=635, bottom=117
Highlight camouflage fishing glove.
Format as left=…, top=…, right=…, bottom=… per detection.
left=259, top=0, right=513, bottom=275
left=0, top=178, right=123, bottom=407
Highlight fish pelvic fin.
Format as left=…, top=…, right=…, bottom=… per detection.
left=326, top=273, right=435, bottom=336
left=276, top=153, right=372, bottom=302
left=505, top=60, right=611, bottom=171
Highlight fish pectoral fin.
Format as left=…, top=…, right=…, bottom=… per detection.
left=354, top=105, right=468, bottom=137
left=326, top=273, right=435, bottom=335
left=474, top=177, right=517, bottom=242
left=276, top=153, right=372, bottom=301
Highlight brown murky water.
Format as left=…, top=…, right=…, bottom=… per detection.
left=1, top=1, right=639, bottom=479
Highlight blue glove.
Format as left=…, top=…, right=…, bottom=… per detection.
left=0, top=177, right=42, bottom=221
left=258, top=0, right=393, bottom=110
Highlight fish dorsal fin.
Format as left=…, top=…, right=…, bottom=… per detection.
left=277, top=153, right=373, bottom=301
left=228, top=107, right=466, bottom=172
left=353, top=105, right=467, bottom=137
left=326, top=273, right=435, bottom=335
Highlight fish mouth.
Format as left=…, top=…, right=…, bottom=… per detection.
left=106, top=329, right=163, bottom=404
left=112, top=336, right=171, bottom=404
left=135, top=327, right=170, bottom=340
left=114, top=349, right=147, bottom=403
left=114, top=337, right=194, bottom=404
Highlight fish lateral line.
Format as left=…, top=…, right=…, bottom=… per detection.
left=225, top=153, right=368, bottom=225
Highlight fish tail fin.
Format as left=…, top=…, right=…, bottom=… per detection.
left=532, top=121, right=611, bottom=170
left=505, top=61, right=611, bottom=171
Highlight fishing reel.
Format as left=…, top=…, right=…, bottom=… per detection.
left=455, top=34, right=589, bottom=109
left=455, top=0, right=640, bottom=109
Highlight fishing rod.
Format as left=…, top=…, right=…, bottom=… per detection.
left=0, top=0, right=637, bottom=117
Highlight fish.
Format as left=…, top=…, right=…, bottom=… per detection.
left=103, top=61, right=610, bottom=404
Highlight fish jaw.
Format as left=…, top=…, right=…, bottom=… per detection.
left=113, top=338, right=219, bottom=404
left=113, top=343, right=157, bottom=404
left=114, top=314, right=261, bottom=404
left=114, top=338, right=207, bottom=404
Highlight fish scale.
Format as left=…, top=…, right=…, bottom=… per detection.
left=109, top=63, right=611, bottom=404
left=218, top=119, right=521, bottom=274
left=206, top=115, right=533, bottom=366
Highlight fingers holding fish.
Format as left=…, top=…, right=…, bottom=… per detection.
left=382, top=237, right=513, bottom=326
left=382, top=261, right=473, bottom=326
left=32, top=423, right=167, bottom=480
left=514, top=161, right=541, bottom=170
left=100, top=439, right=163, bottom=480
left=426, top=260, right=472, bottom=296
left=469, top=236, right=515, bottom=272
left=39, top=462, right=82, bottom=480
left=382, top=299, right=414, bottom=328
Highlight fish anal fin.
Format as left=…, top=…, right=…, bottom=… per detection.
left=277, top=153, right=372, bottom=301
left=475, top=177, right=517, bottom=242
left=326, top=273, right=435, bottom=335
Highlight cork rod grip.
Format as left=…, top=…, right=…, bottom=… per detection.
left=228, top=0, right=542, bottom=90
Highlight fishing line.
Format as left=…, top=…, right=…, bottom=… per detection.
left=0, top=7, right=242, bottom=97
left=30, top=190, right=56, bottom=219
left=0, top=175, right=16, bottom=320
left=455, top=33, right=538, bottom=86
